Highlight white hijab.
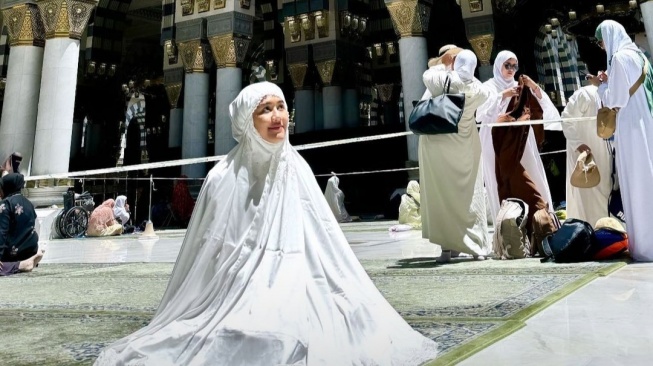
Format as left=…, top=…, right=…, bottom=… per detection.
left=113, top=195, right=130, bottom=225
left=95, top=81, right=438, bottom=365
left=596, top=20, right=639, bottom=71
left=324, top=175, right=352, bottom=222
left=487, top=50, right=519, bottom=92
left=453, top=49, right=477, bottom=84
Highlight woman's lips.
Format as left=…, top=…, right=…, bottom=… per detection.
left=269, top=125, right=283, bottom=131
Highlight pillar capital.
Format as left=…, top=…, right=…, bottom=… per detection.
left=468, top=34, right=494, bottom=66
left=37, top=0, right=98, bottom=40
left=3, top=3, right=45, bottom=47
left=316, top=60, right=336, bottom=86
left=165, top=82, right=183, bottom=109
left=384, top=0, right=432, bottom=38
left=208, top=34, right=251, bottom=68
left=287, top=63, right=308, bottom=90
left=177, top=40, right=213, bottom=73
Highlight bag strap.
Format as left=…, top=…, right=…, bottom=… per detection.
left=629, top=56, right=648, bottom=97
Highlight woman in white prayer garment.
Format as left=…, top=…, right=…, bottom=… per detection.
left=561, top=85, right=612, bottom=226
left=477, top=50, right=560, bottom=232
left=398, top=180, right=421, bottom=229
left=588, top=20, right=653, bottom=261
left=324, top=174, right=352, bottom=222
left=419, top=50, right=492, bottom=262
left=94, top=82, right=438, bottom=366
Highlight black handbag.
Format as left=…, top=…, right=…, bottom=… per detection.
left=408, top=76, right=465, bottom=135
left=540, top=219, right=595, bottom=263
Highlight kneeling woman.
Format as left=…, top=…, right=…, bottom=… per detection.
left=95, top=82, right=438, bottom=365
left=419, top=50, right=492, bottom=262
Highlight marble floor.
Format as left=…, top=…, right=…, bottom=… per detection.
left=38, top=220, right=653, bottom=365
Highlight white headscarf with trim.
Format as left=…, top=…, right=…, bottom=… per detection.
left=596, top=20, right=639, bottom=70
left=488, top=50, right=519, bottom=91
left=453, top=49, right=477, bottom=83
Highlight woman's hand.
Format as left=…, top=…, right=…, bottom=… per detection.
left=517, top=113, right=531, bottom=121
left=521, top=75, right=538, bottom=90
left=576, top=144, right=591, bottom=154
left=502, top=87, right=519, bottom=100
left=497, top=113, right=516, bottom=123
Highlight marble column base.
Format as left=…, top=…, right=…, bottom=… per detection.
left=343, top=89, right=359, bottom=128
left=168, top=108, right=183, bottom=148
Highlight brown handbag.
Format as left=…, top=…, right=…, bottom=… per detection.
left=570, top=151, right=601, bottom=188
left=596, top=59, right=648, bottom=139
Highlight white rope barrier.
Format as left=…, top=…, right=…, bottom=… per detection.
left=24, top=115, right=591, bottom=182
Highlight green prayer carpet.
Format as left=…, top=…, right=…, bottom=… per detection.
left=0, top=258, right=626, bottom=365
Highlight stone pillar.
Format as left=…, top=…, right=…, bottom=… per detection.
left=177, top=36, right=212, bottom=179
left=0, top=3, right=45, bottom=173
left=314, top=89, right=323, bottom=130
left=295, top=90, right=315, bottom=133
left=30, top=0, right=97, bottom=176
left=316, top=59, right=341, bottom=130
left=641, top=1, right=653, bottom=55
left=286, top=46, right=318, bottom=133
left=207, top=23, right=252, bottom=155
left=164, top=73, right=183, bottom=148
left=343, top=88, right=359, bottom=128
left=385, top=0, right=431, bottom=162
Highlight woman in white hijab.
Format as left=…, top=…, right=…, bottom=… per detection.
left=95, top=82, right=438, bottom=365
left=324, top=174, right=352, bottom=222
left=589, top=20, right=653, bottom=261
left=419, top=49, right=491, bottom=262
left=398, top=180, right=421, bottom=229
left=477, top=50, right=559, bottom=237
left=561, top=85, right=612, bottom=226
left=113, top=195, right=130, bottom=226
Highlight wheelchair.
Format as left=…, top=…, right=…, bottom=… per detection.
left=54, top=190, right=94, bottom=238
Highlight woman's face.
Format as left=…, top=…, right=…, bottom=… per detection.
left=253, top=95, right=289, bottom=143
left=501, top=58, right=518, bottom=79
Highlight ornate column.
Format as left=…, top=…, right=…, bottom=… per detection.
left=287, top=46, right=314, bottom=133
left=177, top=18, right=212, bottom=179
left=315, top=57, right=341, bottom=130
left=207, top=12, right=253, bottom=156
left=385, top=0, right=431, bottom=162
left=164, top=67, right=183, bottom=148
left=0, top=2, right=45, bottom=172
left=30, top=0, right=97, bottom=176
left=641, top=1, right=653, bottom=55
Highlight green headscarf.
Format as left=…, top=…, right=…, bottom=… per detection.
left=595, top=26, right=602, bottom=41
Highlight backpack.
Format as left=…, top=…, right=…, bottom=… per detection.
left=531, top=204, right=561, bottom=257
left=541, top=219, right=595, bottom=263
left=493, top=198, right=531, bottom=259
left=590, top=228, right=628, bottom=260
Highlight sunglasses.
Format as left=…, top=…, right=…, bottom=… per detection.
left=503, top=63, right=519, bottom=71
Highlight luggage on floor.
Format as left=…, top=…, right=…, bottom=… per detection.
left=494, top=198, right=531, bottom=259
left=531, top=204, right=561, bottom=257
left=541, top=219, right=595, bottom=263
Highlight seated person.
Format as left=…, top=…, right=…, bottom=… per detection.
left=87, top=199, right=124, bottom=237
left=0, top=173, right=43, bottom=276
left=398, top=180, right=421, bottom=229
left=171, top=175, right=195, bottom=225
left=113, top=195, right=134, bottom=234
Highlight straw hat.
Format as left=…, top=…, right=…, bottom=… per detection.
left=570, top=151, right=600, bottom=188
left=428, top=45, right=462, bottom=68
left=595, top=217, right=627, bottom=233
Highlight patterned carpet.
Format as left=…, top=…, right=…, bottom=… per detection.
left=0, top=259, right=625, bottom=366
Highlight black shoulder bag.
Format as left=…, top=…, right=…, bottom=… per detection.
left=409, top=76, right=465, bottom=135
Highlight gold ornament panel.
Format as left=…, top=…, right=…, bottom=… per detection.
left=178, top=40, right=213, bottom=73
left=386, top=0, right=430, bottom=38
left=165, top=82, right=183, bottom=108
left=209, top=35, right=251, bottom=68
left=288, top=63, right=308, bottom=89
left=197, top=0, right=209, bottom=12
left=468, top=34, right=494, bottom=66
left=37, top=0, right=97, bottom=40
left=3, top=4, right=46, bottom=47
left=316, top=60, right=336, bottom=85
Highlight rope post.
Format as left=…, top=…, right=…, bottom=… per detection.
left=141, top=174, right=158, bottom=238
left=149, top=174, right=153, bottom=222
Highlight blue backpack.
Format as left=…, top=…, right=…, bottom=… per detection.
left=541, top=219, right=595, bottom=263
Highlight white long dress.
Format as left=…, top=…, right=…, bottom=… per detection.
left=324, top=175, right=352, bottom=222
left=477, top=51, right=559, bottom=222
left=596, top=20, right=653, bottom=261
left=94, top=82, right=438, bottom=365
left=561, top=85, right=612, bottom=225
left=419, top=52, right=491, bottom=257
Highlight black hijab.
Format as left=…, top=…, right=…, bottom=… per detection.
left=2, top=173, right=24, bottom=197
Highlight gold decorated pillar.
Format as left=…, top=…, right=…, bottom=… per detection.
left=31, top=0, right=97, bottom=181
left=207, top=12, right=253, bottom=155
left=459, top=0, right=495, bottom=81
left=176, top=18, right=213, bottom=179
left=0, top=2, right=46, bottom=174
left=164, top=67, right=184, bottom=149
left=384, top=0, right=432, bottom=161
